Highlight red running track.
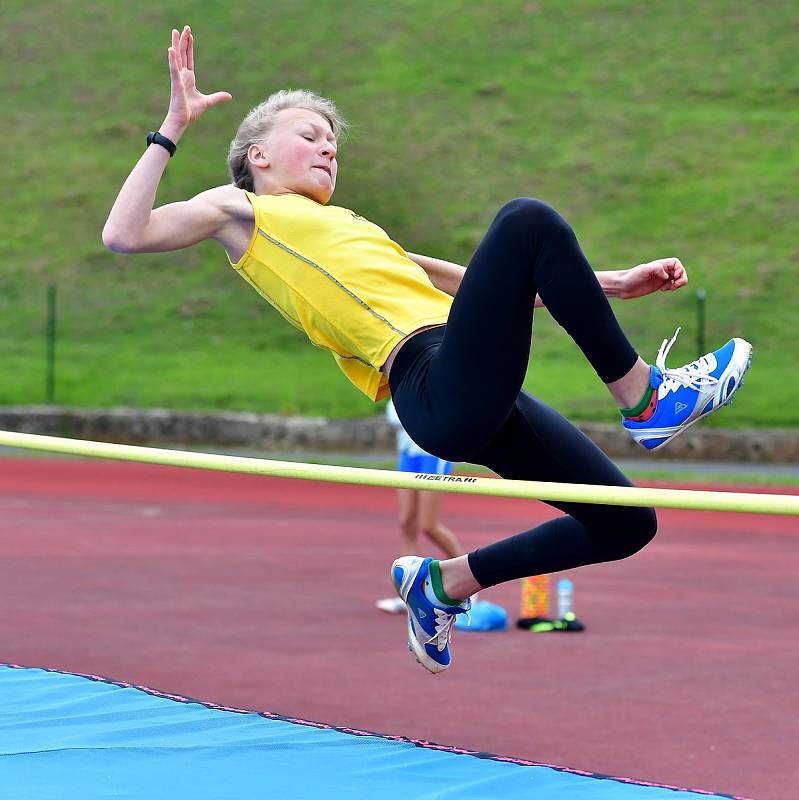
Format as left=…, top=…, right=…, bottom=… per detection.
left=0, top=457, right=796, bottom=799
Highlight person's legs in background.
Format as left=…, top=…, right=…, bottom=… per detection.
left=378, top=455, right=464, bottom=614
left=417, top=492, right=461, bottom=559
left=397, top=489, right=420, bottom=555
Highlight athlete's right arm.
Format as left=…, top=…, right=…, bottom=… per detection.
left=102, top=25, right=234, bottom=254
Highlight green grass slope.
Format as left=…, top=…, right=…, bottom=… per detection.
left=1, top=0, right=797, bottom=424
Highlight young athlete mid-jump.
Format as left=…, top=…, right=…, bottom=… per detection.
left=104, top=27, right=752, bottom=674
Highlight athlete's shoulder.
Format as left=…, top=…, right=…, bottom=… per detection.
left=191, top=185, right=253, bottom=221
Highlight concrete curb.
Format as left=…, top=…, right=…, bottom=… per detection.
left=0, top=406, right=796, bottom=463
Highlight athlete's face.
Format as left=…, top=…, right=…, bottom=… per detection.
left=258, top=108, right=338, bottom=203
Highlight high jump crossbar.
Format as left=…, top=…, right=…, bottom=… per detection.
left=0, top=429, right=797, bottom=516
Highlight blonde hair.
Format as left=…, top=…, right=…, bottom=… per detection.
left=227, top=89, right=348, bottom=191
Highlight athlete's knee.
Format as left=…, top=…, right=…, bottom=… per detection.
left=608, top=506, right=658, bottom=560
left=494, top=197, right=573, bottom=239
left=631, top=505, right=658, bottom=552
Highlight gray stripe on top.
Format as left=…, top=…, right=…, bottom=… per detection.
left=257, top=228, right=407, bottom=338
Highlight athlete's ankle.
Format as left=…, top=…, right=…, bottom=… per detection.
left=427, top=560, right=463, bottom=606
left=435, top=555, right=482, bottom=604
left=620, top=366, right=661, bottom=419
left=607, top=357, right=652, bottom=408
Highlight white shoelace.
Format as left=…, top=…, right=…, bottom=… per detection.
left=655, top=327, right=719, bottom=394
left=424, top=608, right=457, bottom=651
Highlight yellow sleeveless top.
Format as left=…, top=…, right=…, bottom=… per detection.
left=228, top=191, right=452, bottom=401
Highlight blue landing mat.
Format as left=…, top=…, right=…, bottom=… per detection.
left=0, top=665, right=744, bottom=800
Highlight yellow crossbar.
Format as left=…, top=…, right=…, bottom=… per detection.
left=0, top=430, right=796, bottom=516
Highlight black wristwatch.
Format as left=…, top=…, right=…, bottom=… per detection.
left=146, top=131, right=177, bottom=157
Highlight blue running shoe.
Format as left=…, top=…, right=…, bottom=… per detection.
left=391, top=556, right=470, bottom=674
left=623, top=328, right=753, bottom=451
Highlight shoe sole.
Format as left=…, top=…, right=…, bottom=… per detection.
left=391, top=560, right=450, bottom=674
left=646, top=342, right=753, bottom=452
left=405, top=614, right=448, bottom=674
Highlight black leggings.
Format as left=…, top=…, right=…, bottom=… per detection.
left=388, top=198, right=657, bottom=588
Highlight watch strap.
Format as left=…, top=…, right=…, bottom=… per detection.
left=146, top=131, right=177, bottom=157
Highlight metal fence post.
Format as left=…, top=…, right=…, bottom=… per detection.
left=696, top=287, right=706, bottom=357
left=46, top=284, right=56, bottom=404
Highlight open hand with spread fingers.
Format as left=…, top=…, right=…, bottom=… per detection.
left=165, top=25, right=232, bottom=133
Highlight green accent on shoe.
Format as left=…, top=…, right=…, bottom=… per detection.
left=428, top=560, right=461, bottom=607
left=621, top=386, right=655, bottom=418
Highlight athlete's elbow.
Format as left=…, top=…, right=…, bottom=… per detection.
left=102, top=226, right=139, bottom=254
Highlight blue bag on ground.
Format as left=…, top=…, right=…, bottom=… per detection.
left=455, top=600, right=509, bottom=631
